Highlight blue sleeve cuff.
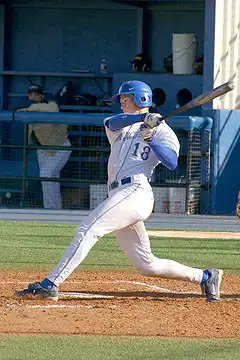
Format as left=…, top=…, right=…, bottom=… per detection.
left=105, top=113, right=145, bottom=131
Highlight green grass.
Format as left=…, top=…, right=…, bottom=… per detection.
left=0, top=336, right=240, bottom=360
left=0, top=220, right=239, bottom=273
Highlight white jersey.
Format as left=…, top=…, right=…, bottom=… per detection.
left=104, top=118, right=180, bottom=183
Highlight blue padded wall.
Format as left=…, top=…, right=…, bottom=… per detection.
left=8, top=4, right=139, bottom=103
left=0, top=5, right=4, bottom=109
left=11, top=7, right=138, bottom=73
left=202, top=108, right=240, bottom=215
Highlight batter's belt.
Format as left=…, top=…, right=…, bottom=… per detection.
left=108, top=177, right=132, bottom=191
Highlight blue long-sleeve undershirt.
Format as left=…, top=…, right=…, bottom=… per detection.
left=147, top=137, right=178, bottom=171
left=105, top=114, right=145, bottom=131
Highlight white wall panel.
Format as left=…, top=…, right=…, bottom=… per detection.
left=213, top=0, right=240, bottom=109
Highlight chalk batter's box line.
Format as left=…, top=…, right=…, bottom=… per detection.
left=4, top=280, right=203, bottom=295
left=59, top=291, right=114, bottom=299
left=7, top=304, right=96, bottom=309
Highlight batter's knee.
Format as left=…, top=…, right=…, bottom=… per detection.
left=137, top=262, right=158, bottom=277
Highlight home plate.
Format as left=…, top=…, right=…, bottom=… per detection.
left=59, top=291, right=114, bottom=299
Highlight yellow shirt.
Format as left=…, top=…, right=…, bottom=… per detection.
left=24, top=101, right=69, bottom=155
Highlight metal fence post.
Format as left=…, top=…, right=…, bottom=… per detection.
left=20, top=123, right=28, bottom=207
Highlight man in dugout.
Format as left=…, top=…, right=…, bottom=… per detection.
left=17, top=84, right=72, bottom=209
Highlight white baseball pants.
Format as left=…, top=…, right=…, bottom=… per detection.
left=47, top=176, right=204, bottom=286
left=37, top=139, right=71, bottom=209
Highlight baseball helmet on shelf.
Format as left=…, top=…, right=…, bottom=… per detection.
left=163, top=54, right=173, bottom=73
left=72, top=93, right=97, bottom=106
left=132, top=53, right=152, bottom=73
left=55, top=81, right=77, bottom=106
left=194, top=55, right=204, bottom=75
left=112, top=80, right=152, bottom=107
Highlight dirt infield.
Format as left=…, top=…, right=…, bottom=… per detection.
left=0, top=270, right=239, bottom=338
left=148, top=230, right=240, bottom=239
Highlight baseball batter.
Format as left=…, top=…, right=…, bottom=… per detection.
left=16, top=80, right=223, bottom=302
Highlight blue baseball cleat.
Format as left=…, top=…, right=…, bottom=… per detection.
left=201, top=268, right=223, bottom=302
left=15, top=282, right=59, bottom=301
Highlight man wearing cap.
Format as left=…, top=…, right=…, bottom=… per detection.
left=17, top=84, right=72, bottom=209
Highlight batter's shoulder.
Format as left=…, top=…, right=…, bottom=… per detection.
left=103, top=114, right=116, bottom=128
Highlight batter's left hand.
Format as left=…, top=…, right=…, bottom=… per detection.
left=143, top=113, right=163, bottom=129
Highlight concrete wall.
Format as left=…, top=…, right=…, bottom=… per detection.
left=211, top=0, right=240, bottom=110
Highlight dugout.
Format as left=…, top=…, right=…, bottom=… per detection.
left=0, top=0, right=239, bottom=215
left=0, top=111, right=212, bottom=216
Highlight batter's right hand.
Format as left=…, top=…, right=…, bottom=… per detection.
left=143, top=113, right=163, bottom=129
left=140, top=124, right=157, bottom=142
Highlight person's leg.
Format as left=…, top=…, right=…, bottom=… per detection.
left=15, top=183, right=154, bottom=300
left=37, top=149, right=55, bottom=209
left=115, top=222, right=223, bottom=301
left=37, top=140, right=71, bottom=209
left=47, top=184, right=153, bottom=286
left=47, top=139, right=72, bottom=177
left=41, top=181, right=62, bottom=209
left=115, top=222, right=203, bottom=282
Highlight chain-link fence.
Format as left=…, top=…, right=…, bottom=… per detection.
left=0, top=113, right=212, bottom=213
left=151, top=126, right=211, bottom=215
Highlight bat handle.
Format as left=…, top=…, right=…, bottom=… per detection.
left=227, top=80, right=235, bottom=91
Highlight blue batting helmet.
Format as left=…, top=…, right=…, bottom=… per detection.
left=112, top=80, right=152, bottom=107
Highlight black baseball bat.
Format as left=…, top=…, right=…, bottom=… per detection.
left=161, top=81, right=234, bottom=120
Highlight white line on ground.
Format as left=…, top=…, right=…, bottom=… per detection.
left=29, top=304, right=96, bottom=309
left=107, top=280, right=172, bottom=293
left=3, top=279, right=173, bottom=291
left=59, top=292, right=114, bottom=299
left=6, top=304, right=96, bottom=309
left=2, top=279, right=198, bottom=295
left=107, top=280, right=200, bottom=295
left=0, top=281, right=29, bottom=285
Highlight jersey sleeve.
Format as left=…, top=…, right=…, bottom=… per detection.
left=103, top=115, right=123, bottom=145
left=155, top=122, right=180, bottom=156
left=26, top=101, right=59, bottom=112
left=103, top=115, right=112, bottom=128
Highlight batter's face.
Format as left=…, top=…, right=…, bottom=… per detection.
left=120, top=95, right=140, bottom=114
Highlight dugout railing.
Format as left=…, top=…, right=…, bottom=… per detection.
left=0, top=112, right=213, bottom=214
